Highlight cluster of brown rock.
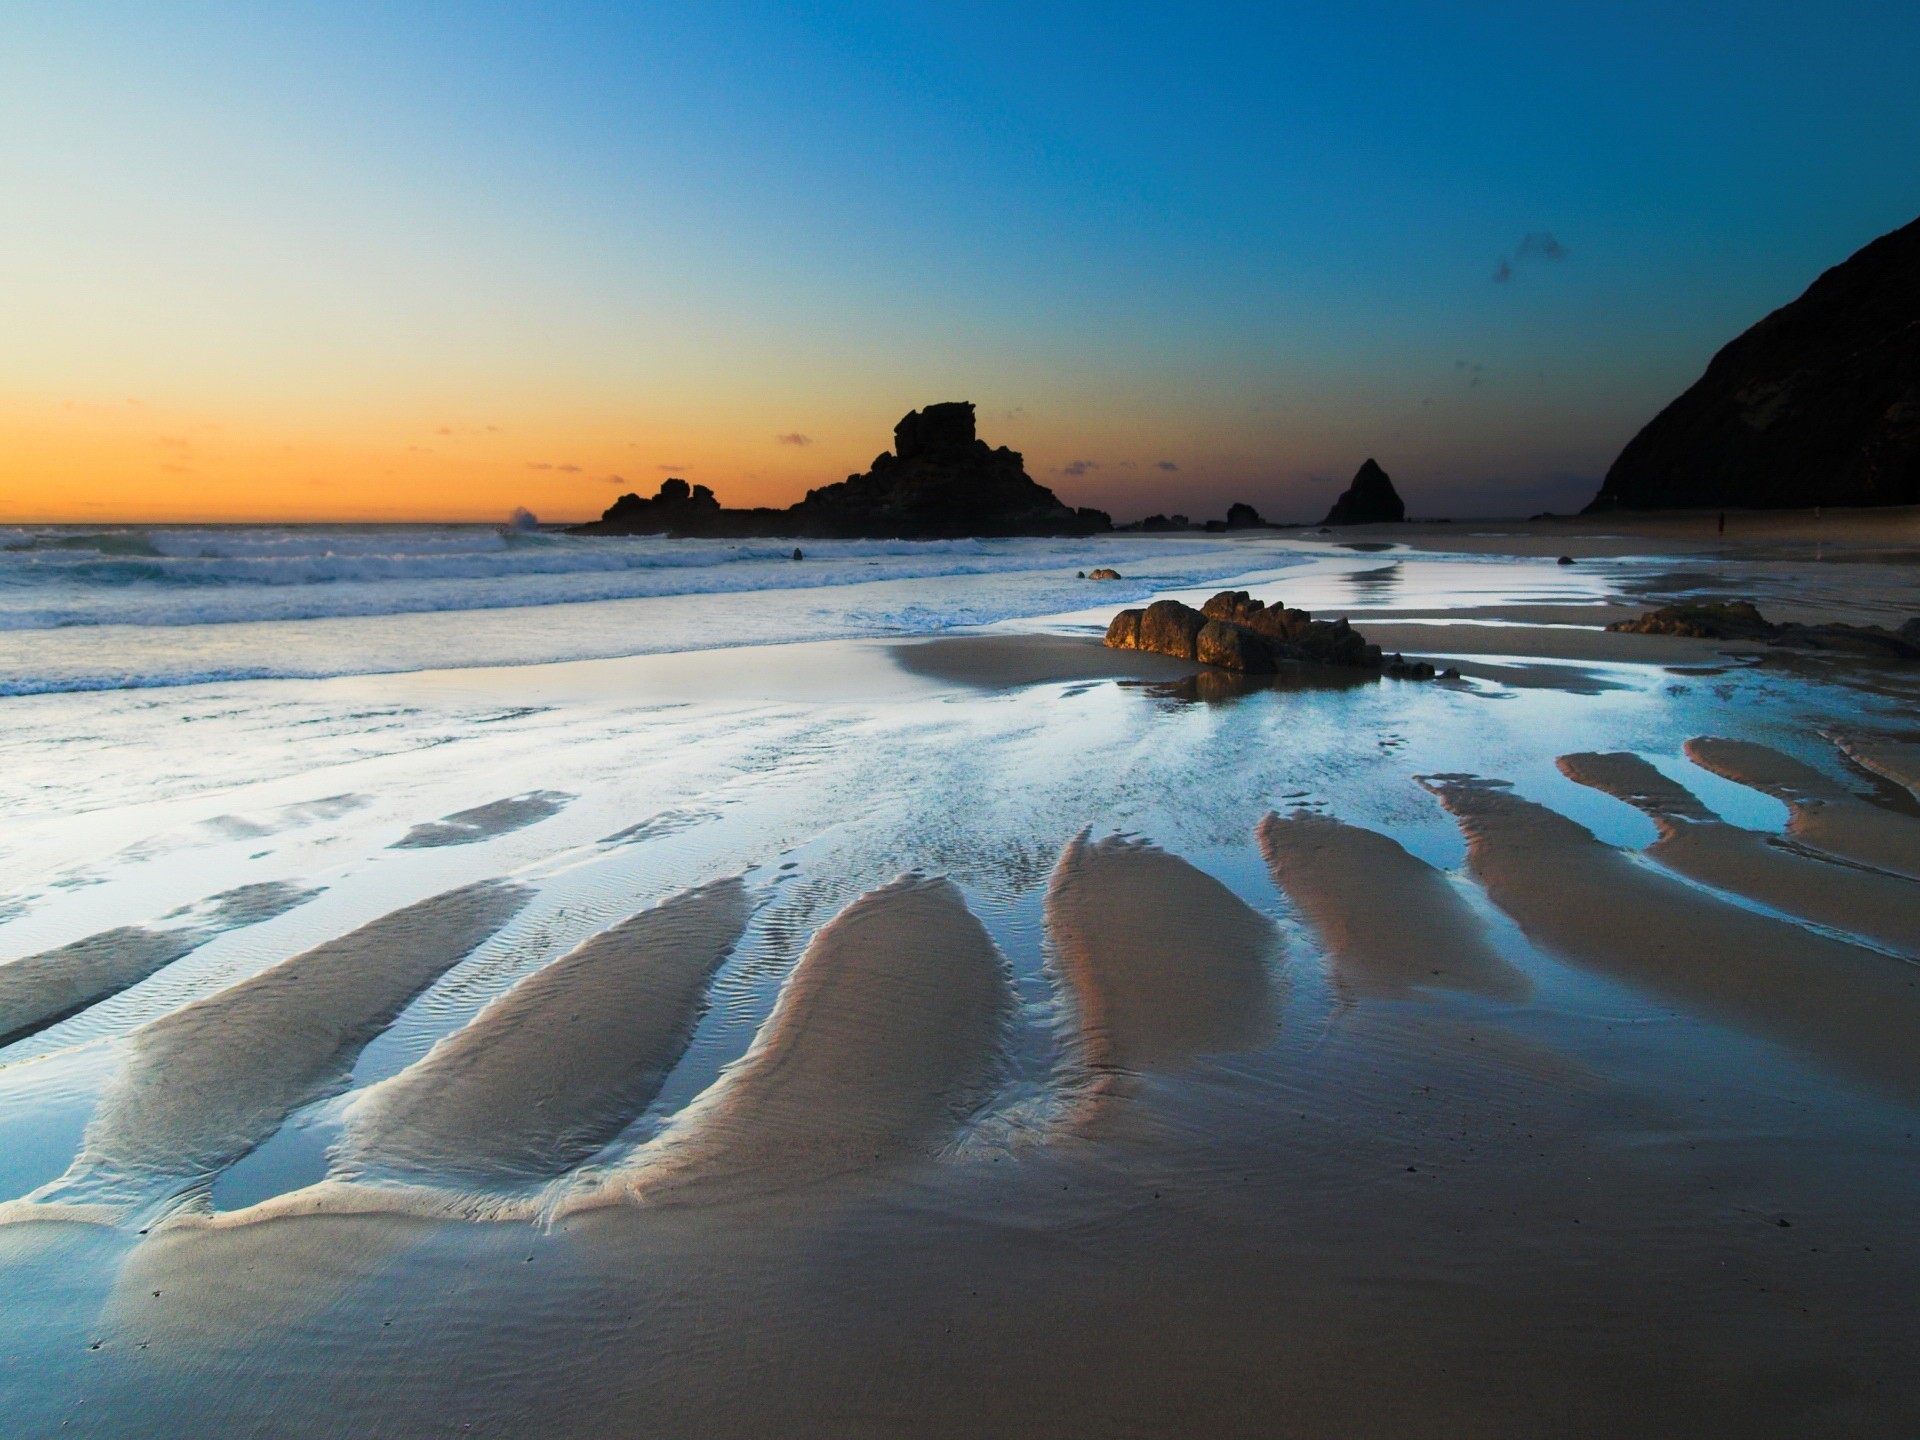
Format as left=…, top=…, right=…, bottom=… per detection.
left=1106, top=591, right=1437, bottom=678
left=1609, top=602, right=1920, bottom=659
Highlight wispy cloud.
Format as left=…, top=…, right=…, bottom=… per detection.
left=1455, top=360, right=1488, bottom=389
left=655, top=463, right=688, bottom=472
left=775, top=432, right=811, bottom=446
left=525, top=461, right=583, bottom=472
left=601, top=473, right=628, bottom=485
left=1493, top=231, right=1569, bottom=283
left=1058, top=459, right=1100, bottom=477
left=1155, top=460, right=1180, bottom=472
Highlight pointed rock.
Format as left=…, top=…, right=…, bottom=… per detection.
left=1322, top=459, right=1405, bottom=525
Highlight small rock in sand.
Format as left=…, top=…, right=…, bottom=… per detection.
left=1087, top=567, right=1123, bottom=580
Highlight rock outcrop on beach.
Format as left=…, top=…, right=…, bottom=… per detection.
left=573, top=402, right=1109, bottom=539
left=1586, top=213, right=1920, bottom=511
left=1105, top=590, right=1433, bottom=677
left=1608, top=601, right=1920, bottom=658
left=1322, top=459, right=1405, bottom=525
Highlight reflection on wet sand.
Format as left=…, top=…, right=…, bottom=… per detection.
left=1686, top=737, right=1920, bottom=879
left=1559, top=751, right=1920, bottom=954
left=1258, top=810, right=1527, bottom=1000
left=1424, top=774, right=1920, bottom=1103
left=1046, top=833, right=1280, bottom=1076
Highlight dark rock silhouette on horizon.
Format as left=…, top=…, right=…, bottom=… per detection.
left=573, top=402, right=1109, bottom=539
left=787, top=402, right=1108, bottom=538
left=1587, top=212, right=1920, bottom=511
left=593, top=477, right=722, bottom=534
left=1322, top=460, right=1405, bottom=525
left=1225, top=502, right=1267, bottom=529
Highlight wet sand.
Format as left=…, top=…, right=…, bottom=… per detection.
left=0, top=882, right=313, bottom=1047
left=1045, top=834, right=1280, bottom=1074
left=1685, top=736, right=1920, bottom=879
left=339, top=878, right=750, bottom=1186
left=1424, top=775, right=1920, bottom=1102
left=1257, top=810, right=1527, bottom=1000
left=12, top=882, right=528, bottom=1220
left=7, top=518, right=1920, bottom=1437
left=1835, top=733, right=1920, bottom=801
left=603, top=875, right=1012, bottom=1203
left=894, top=632, right=1200, bottom=689
left=1559, top=751, right=1920, bottom=953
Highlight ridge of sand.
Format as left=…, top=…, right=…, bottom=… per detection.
left=1559, top=752, right=1920, bottom=955
left=1684, top=737, right=1920, bottom=880
left=1045, top=833, right=1280, bottom=1073
left=1423, top=776, right=1920, bottom=1103
left=390, top=791, right=573, bottom=849
left=585, top=874, right=1011, bottom=1206
left=0, top=882, right=317, bottom=1049
left=1834, top=734, right=1920, bottom=801
left=337, top=878, right=750, bottom=1185
left=15, top=881, right=529, bottom=1221
left=1257, top=811, right=1528, bottom=1001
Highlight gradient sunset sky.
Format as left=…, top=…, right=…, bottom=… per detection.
left=5, top=2, right=1917, bottom=524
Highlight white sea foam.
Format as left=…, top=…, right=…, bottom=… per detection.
left=0, top=525, right=1289, bottom=694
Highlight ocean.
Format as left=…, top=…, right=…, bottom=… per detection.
left=0, top=524, right=1280, bottom=695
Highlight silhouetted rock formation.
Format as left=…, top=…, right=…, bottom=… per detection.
left=594, top=478, right=723, bottom=534
left=1587, top=213, right=1920, bottom=511
left=1225, top=502, right=1266, bottom=529
left=1322, top=460, right=1405, bottom=525
left=1106, top=591, right=1433, bottom=677
left=788, top=402, right=1106, bottom=538
left=573, top=402, right=1109, bottom=539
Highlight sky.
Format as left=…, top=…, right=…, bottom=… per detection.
left=3, top=1, right=1917, bottom=524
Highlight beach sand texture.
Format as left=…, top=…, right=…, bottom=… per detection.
left=612, top=874, right=1012, bottom=1202
left=1559, top=750, right=1920, bottom=953
left=1686, top=736, right=1920, bottom=879
left=1424, top=773, right=1920, bottom=1102
left=338, top=877, right=751, bottom=1185
left=4, top=525, right=1920, bottom=1435
left=17, top=882, right=529, bottom=1218
left=1257, top=809, right=1528, bottom=1000
left=1046, top=833, right=1281, bottom=1073
left=0, top=883, right=315, bottom=1047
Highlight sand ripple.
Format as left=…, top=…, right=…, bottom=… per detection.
left=609, top=874, right=1011, bottom=1203
left=1685, top=737, right=1920, bottom=880
left=1560, top=752, right=1920, bottom=954
left=0, top=882, right=315, bottom=1049
left=1258, top=811, right=1527, bottom=1000
left=16, top=881, right=528, bottom=1220
left=338, top=878, right=749, bottom=1185
left=1424, top=775, right=1920, bottom=1103
left=1045, top=833, right=1280, bottom=1073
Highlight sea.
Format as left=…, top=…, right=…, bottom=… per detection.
left=0, top=524, right=1282, bottom=696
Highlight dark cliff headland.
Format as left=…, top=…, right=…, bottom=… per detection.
left=1588, top=211, right=1920, bottom=511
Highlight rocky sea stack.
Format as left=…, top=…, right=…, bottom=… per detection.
left=1587, top=213, right=1920, bottom=511
left=789, top=402, right=1108, bottom=539
left=1322, top=459, right=1405, bottom=525
left=573, top=402, right=1109, bottom=540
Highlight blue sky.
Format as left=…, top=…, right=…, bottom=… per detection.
left=4, top=1, right=1917, bottom=520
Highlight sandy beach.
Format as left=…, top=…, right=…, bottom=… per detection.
left=2, top=517, right=1918, bottom=1436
